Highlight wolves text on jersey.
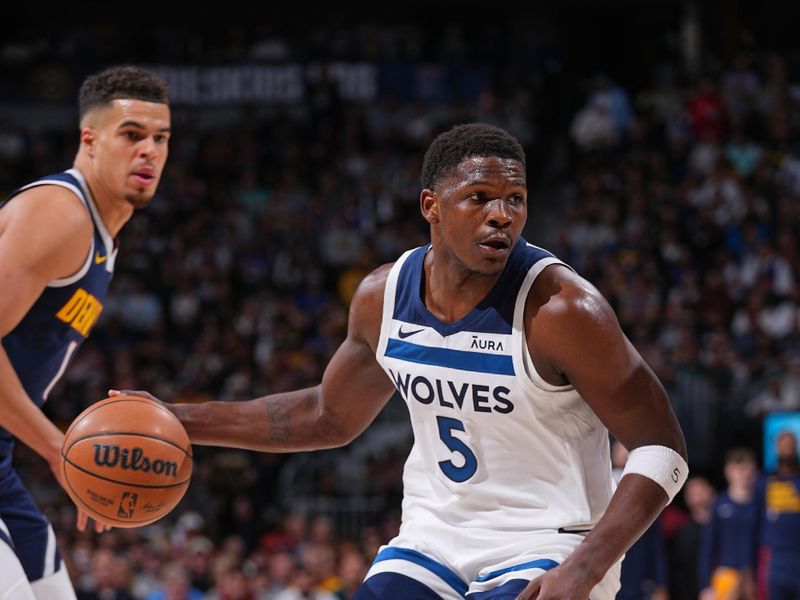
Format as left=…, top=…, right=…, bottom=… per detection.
left=389, top=368, right=514, bottom=414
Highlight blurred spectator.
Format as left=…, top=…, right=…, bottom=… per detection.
left=145, top=562, right=204, bottom=600
left=206, top=567, right=253, bottom=600
left=721, top=53, right=760, bottom=122
left=754, top=431, right=800, bottom=600
left=725, top=129, right=762, bottom=179
left=588, top=74, right=633, bottom=135
left=688, top=78, right=727, bottom=142
left=76, top=548, right=136, bottom=600
left=745, top=369, right=800, bottom=418
left=570, top=94, right=620, bottom=152
left=184, top=536, right=216, bottom=593
left=668, top=476, right=717, bottom=600
left=336, top=546, right=369, bottom=599
left=272, top=564, right=339, bottom=600
left=698, top=447, right=759, bottom=600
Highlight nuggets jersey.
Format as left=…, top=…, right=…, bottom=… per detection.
left=373, top=238, right=617, bottom=595
left=1, top=168, right=117, bottom=471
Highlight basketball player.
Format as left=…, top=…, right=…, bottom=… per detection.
left=120, top=123, right=686, bottom=599
left=0, top=66, right=170, bottom=598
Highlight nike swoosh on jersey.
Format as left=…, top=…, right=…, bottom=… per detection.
left=94, top=251, right=107, bottom=264
left=398, top=326, right=425, bottom=339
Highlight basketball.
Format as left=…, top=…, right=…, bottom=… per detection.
left=60, top=395, right=193, bottom=528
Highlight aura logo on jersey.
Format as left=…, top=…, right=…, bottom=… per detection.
left=55, top=288, right=104, bottom=336
left=388, top=369, right=514, bottom=414
left=470, top=335, right=504, bottom=352
left=93, top=444, right=178, bottom=478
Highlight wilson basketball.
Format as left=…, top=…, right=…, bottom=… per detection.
left=60, top=395, right=193, bottom=528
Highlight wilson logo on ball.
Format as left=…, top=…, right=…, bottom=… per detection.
left=92, top=444, right=179, bottom=478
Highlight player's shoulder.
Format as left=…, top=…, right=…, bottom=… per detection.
left=3, top=182, right=91, bottom=236
left=527, top=263, right=611, bottom=323
left=0, top=182, right=94, bottom=279
left=348, top=262, right=394, bottom=348
left=351, top=262, right=394, bottom=311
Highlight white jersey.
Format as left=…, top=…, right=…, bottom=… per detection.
left=371, top=239, right=619, bottom=598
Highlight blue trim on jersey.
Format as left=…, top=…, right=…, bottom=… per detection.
left=474, top=558, right=559, bottom=583
left=37, top=172, right=81, bottom=187
left=373, top=547, right=469, bottom=597
left=385, top=338, right=515, bottom=376
left=392, top=239, right=556, bottom=337
left=466, top=579, right=529, bottom=599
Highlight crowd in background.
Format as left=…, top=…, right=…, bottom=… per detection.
left=1, top=18, right=799, bottom=600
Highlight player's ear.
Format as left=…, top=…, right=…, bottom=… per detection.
left=80, top=127, right=97, bottom=156
left=420, top=189, right=440, bottom=224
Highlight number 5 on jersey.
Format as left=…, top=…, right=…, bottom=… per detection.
left=436, top=416, right=478, bottom=482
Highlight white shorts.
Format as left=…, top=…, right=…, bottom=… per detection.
left=364, top=531, right=622, bottom=599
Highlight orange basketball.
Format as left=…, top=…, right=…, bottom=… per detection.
left=60, top=395, right=193, bottom=528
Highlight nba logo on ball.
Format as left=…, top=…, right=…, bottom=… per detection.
left=117, top=492, right=138, bottom=518
left=60, top=395, right=193, bottom=528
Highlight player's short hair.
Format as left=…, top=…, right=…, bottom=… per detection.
left=79, top=65, right=168, bottom=120
left=421, top=123, right=526, bottom=189
left=725, top=446, right=756, bottom=466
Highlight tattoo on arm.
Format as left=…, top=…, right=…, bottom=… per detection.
left=265, top=391, right=319, bottom=446
left=266, top=396, right=293, bottom=444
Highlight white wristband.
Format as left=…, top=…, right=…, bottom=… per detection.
left=621, top=445, right=688, bottom=503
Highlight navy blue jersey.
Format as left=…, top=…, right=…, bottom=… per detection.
left=755, top=473, right=800, bottom=593
left=757, top=473, right=800, bottom=552
left=0, top=169, right=117, bottom=468
left=697, top=491, right=758, bottom=587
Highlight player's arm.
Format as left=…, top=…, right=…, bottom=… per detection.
left=158, top=265, right=397, bottom=452
left=0, top=187, right=92, bottom=471
left=517, top=265, right=687, bottom=600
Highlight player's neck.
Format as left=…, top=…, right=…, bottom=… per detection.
left=423, top=247, right=501, bottom=323
left=72, top=161, right=133, bottom=238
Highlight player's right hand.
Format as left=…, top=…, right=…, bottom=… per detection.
left=108, top=388, right=162, bottom=403
left=514, top=564, right=595, bottom=600
left=108, top=388, right=175, bottom=415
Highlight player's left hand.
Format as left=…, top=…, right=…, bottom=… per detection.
left=48, top=457, right=110, bottom=533
left=514, top=564, right=594, bottom=600
left=76, top=508, right=112, bottom=534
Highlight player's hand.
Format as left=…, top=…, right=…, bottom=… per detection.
left=108, top=389, right=172, bottom=412
left=108, top=389, right=161, bottom=403
left=514, top=564, right=595, bottom=600
left=109, top=388, right=185, bottom=431
left=76, top=507, right=111, bottom=534
left=48, top=455, right=111, bottom=534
